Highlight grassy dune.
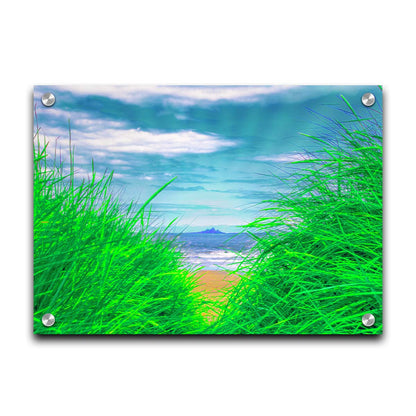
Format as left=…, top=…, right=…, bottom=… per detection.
left=213, top=96, right=383, bottom=334
left=33, top=134, right=209, bottom=334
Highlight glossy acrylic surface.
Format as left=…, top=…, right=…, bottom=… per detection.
left=33, top=85, right=383, bottom=334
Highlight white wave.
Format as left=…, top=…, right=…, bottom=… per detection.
left=197, top=251, right=237, bottom=260
left=183, top=250, right=244, bottom=271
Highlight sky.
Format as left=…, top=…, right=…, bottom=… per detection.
left=33, top=85, right=382, bottom=232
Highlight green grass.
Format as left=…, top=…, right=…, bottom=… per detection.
left=212, top=96, right=383, bottom=334
left=33, top=132, right=209, bottom=334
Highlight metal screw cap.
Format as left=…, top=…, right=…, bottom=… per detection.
left=361, top=93, right=376, bottom=107
left=42, top=313, right=56, bottom=327
left=41, top=92, right=56, bottom=107
left=362, top=313, right=375, bottom=327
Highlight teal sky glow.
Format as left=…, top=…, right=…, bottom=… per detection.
left=33, top=85, right=382, bottom=232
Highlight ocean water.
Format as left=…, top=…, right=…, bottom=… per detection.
left=169, top=232, right=256, bottom=271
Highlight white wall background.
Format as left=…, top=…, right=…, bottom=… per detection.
left=1, top=1, right=415, bottom=415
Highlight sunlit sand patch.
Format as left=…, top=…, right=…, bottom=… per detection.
left=193, top=270, right=240, bottom=323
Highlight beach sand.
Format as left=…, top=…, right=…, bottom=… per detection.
left=193, top=270, right=240, bottom=322
left=194, top=270, right=240, bottom=298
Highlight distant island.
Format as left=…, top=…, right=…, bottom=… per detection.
left=197, top=227, right=225, bottom=234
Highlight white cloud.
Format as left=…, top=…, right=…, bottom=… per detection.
left=60, top=166, right=125, bottom=181
left=36, top=126, right=237, bottom=158
left=76, top=128, right=236, bottom=157
left=255, top=153, right=313, bottom=163
left=174, top=113, right=188, bottom=120
left=107, top=159, right=130, bottom=165
left=75, top=118, right=126, bottom=129
left=52, top=85, right=298, bottom=105
left=34, top=107, right=89, bottom=120
left=34, top=105, right=127, bottom=131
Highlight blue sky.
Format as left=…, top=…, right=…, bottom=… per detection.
left=33, top=85, right=382, bottom=232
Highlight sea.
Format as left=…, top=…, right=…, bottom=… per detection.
left=168, top=232, right=256, bottom=271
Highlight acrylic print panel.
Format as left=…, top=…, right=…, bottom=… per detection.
left=33, top=85, right=383, bottom=335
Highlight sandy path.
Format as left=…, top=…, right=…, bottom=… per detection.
left=194, top=270, right=240, bottom=298
left=193, top=270, right=240, bottom=322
